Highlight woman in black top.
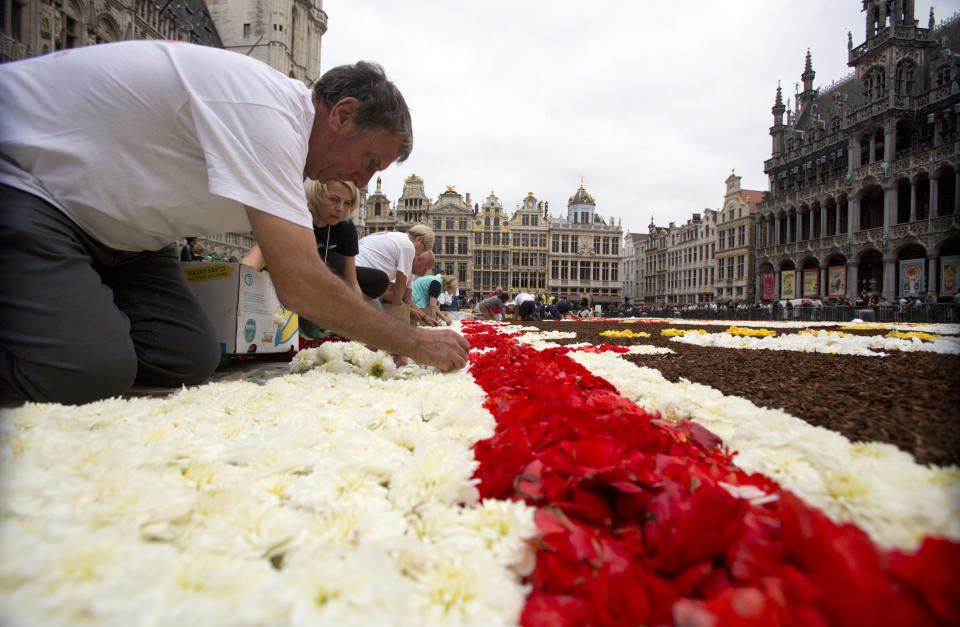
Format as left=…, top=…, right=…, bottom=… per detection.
left=240, top=180, right=388, bottom=299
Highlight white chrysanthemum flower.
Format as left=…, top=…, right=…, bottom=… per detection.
left=412, top=554, right=528, bottom=627
left=389, top=442, right=481, bottom=510
left=286, top=545, right=415, bottom=627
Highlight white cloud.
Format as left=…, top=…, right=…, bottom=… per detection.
left=320, top=0, right=959, bottom=234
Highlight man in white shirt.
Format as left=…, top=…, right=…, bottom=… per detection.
left=514, top=292, right=538, bottom=321
left=0, top=41, right=468, bottom=405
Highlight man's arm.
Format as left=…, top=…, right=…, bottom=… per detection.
left=246, top=208, right=468, bottom=371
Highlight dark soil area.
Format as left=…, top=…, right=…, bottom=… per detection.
left=514, top=320, right=960, bottom=467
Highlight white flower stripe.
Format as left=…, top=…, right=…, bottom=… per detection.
left=0, top=338, right=536, bottom=627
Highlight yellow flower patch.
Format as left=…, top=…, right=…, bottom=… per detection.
left=726, top=326, right=776, bottom=337
left=661, top=328, right=707, bottom=337
left=600, top=329, right=651, bottom=338
left=885, top=330, right=941, bottom=341
left=845, top=324, right=889, bottom=330
left=798, top=329, right=850, bottom=337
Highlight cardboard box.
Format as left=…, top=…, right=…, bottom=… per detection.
left=181, top=262, right=299, bottom=355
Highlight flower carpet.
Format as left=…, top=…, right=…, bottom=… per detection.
left=1, top=318, right=958, bottom=626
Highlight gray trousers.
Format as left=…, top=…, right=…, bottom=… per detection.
left=0, top=185, right=220, bottom=405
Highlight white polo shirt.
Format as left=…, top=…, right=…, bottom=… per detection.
left=0, top=40, right=314, bottom=251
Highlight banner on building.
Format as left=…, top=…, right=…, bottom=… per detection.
left=828, top=266, right=846, bottom=298
left=761, top=272, right=775, bottom=300
left=899, top=258, right=925, bottom=297
left=780, top=270, right=796, bottom=300
left=941, top=255, right=960, bottom=297
left=802, top=269, right=819, bottom=299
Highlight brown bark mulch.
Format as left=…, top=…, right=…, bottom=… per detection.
left=513, top=320, right=960, bottom=467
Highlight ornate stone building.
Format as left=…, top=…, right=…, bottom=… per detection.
left=354, top=177, right=622, bottom=303
left=621, top=232, right=648, bottom=305
left=756, top=2, right=960, bottom=302
left=206, top=0, right=326, bottom=86
left=507, top=193, right=549, bottom=295
left=643, top=209, right=718, bottom=305
left=547, top=184, right=623, bottom=304
left=716, top=170, right=762, bottom=303
left=2, top=0, right=221, bottom=63
left=471, top=192, right=510, bottom=297
left=430, top=186, right=473, bottom=289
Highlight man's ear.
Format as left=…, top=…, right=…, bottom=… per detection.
left=329, top=97, right=359, bottom=131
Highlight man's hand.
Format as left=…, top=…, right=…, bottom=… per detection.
left=409, top=328, right=469, bottom=372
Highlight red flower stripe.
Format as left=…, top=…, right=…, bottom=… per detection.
left=461, top=321, right=960, bottom=627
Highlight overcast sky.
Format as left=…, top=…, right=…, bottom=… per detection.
left=320, top=1, right=959, bottom=236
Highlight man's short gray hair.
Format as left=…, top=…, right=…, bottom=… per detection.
left=314, top=61, right=413, bottom=162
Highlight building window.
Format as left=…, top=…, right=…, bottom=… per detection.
left=737, top=225, right=745, bottom=246
left=457, top=237, right=468, bottom=255
left=737, top=255, right=744, bottom=278
left=243, top=23, right=251, bottom=38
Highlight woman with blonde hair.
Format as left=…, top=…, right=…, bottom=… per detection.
left=411, top=274, right=457, bottom=325
left=241, top=180, right=389, bottom=299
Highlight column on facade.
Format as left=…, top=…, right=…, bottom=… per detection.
left=910, top=180, right=917, bottom=222
left=786, top=213, right=793, bottom=243
left=820, top=264, right=828, bottom=299
left=883, top=122, right=896, bottom=163
left=820, top=202, right=827, bottom=239
left=929, top=174, right=939, bottom=223
left=848, top=195, right=860, bottom=233
left=883, top=182, right=897, bottom=230
left=774, top=214, right=781, bottom=245
left=928, top=252, right=938, bottom=298
left=846, top=262, right=858, bottom=300
left=882, top=256, right=896, bottom=301
left=956, top=169, right=960, bottom=215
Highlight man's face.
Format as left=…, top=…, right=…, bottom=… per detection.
left=305, top=101, right=403, bottom=187
left=412, top=251, right=434, bottom=275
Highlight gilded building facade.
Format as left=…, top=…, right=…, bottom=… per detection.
left=547, top=185, right=623, bottom=304
left=430, top=186, right=472, bottom=288
left=507, top=193, right=549, bottom=295
left=756, top=2, right=960, bottom=302
left=355, top=177, right=622, bottom=303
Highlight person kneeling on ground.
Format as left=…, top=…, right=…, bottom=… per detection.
left=514, top=291, right=538, bottom=321
left=476, top=294, right=508, bottom=321
left=411, top=274, right=457, bottom=325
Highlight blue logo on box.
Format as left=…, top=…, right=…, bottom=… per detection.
left=243, top=273, right=254, bottom=286
left=244, top=319, right=256, bottom=343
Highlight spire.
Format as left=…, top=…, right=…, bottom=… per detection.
left=929, top=7, right=935, bottom=30
left=801, top=48, right=815, bottom=93
left=772, top=82, right=785, bottom=126
left=376, top=176, right=382, bottom=192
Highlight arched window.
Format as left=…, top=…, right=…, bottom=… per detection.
left=872, top=67, right=886, bottom=101
left=936, top=65, right=952, bottom=88
left=896, top=60, right=915, bottom=95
